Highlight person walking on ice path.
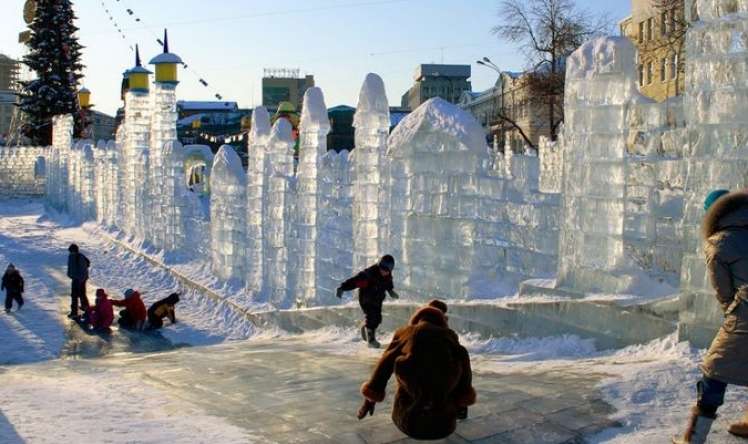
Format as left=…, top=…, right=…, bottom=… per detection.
left=674, top=189, right=748, bottom=443
left=356, top=300, right=476, bottom=440
left=336, top=254, right=399, bottom=348
left=66, top=243, right=90, bottom=319
left=2, top=264, right=24, bottom=313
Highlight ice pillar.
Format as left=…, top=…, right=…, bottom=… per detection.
left=295, top=87, right=331, bottom=306
left=352, top=74, right=390, bottom=272
left=149, top=81, right=178, bottom=248
left=210, top=145, right=247, bottom=282
left=246, top=107, right=271, bottom=294
left=162, top=140, right=189, bottom=252
left=122, top=89, right=152, bottom=238
left=264, top=119, right=295, bottom=307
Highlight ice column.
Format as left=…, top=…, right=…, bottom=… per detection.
left=94, top=141, right=109, bottom=224
left=352, top=74, right=390, bottom=272
left=49, top=115, right=74, bottom=209
left=148, top=81, right=178, bottom=248
left=78, top=142, right=96, bottom=221
left=122, top=89, right=151, bottom=238
left=678, top=2, right=748, bottom=343
left=555, top=37, right=639, bottom=294
left=245, top=107, right=271, bottom=294
left=162, top=140, right=189, bottom=252
left=103, top=140, right=120, bottom=227
left=210, top=145, right=247, bottom=282
left=295, top=87, right=331, bottom=306
left=264, top=119, right=295, bottom=306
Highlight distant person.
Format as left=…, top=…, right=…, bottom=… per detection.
left=357, top=302, right=476, bottom=440
left=674, top=189, right=748, bottom=443
left=83, top=289, right=114, bottom=331
left=66, top=243, right=90, bottom=319
left=146, top=292, right=180, bottom=330
left=2, top=264, right=24, bottom=313
left=112, top=289, right=146, bottom=331
left=336, top=255, right=399, bottom=348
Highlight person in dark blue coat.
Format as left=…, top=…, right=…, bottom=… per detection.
left=2, top=264, right=24, bottom=313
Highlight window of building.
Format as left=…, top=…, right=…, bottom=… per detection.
left=671, top=53, right=678, bottom=80
left=660, top=58, right=667, bottom=82
left=638, top=21, right=645, bottom=43
left=661, top=11, right=668, bottom=36
left=670, top=8, right=678, bottom=33
left=638, top=64, right=644, bottom=86
left=647, top=18, right=653, bottom=41
left=647, top=61, right=653, bottom=84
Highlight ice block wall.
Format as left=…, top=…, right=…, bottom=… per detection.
left=122, top=90, right=151, bottom=238
left=0, top=147, right=48, bottom=196
left=264, top=119, right=296, bottom=307
left=148, top=82, right=179, bottom=249
left=351, top=74, right=390, bottom=272
left=317, top=150, right=353, bottom=303
left=210, top=145, right=247, bottom=282
left=295, top=87, right=331, bottom=306
left=160, top=140, right=190, bottom=252
left=246, top=107, right=270, bottom=294
left=678, top=0, right=748, bottom=344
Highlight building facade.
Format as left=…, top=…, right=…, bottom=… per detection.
left=262, top=69, right=315, bottom=112
left=401, top=64, right=472, bottom=111
left=0, top=54, right=19, bottom=142
left=459, top=71, right=553, bottom=153
left=90, top=110, right=116, bottom=141
left=620, top=0, right=685, bottom=102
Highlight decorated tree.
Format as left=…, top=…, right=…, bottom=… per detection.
left=18, top=0, right=84, bottom=145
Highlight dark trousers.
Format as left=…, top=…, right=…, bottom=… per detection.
left=4, top=291, right=23, bottom=310
left=118, top=309, right=138, bottom=329
left=70, top=279, right=89, bottom=313
left=697, top=376, right=728, bottom=416
left=360, top=300, right=383, bottom=330
left=147, top=315, right=164, bottom=330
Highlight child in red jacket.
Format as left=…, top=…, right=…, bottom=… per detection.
left=111, top=289, right=146, bottom=330
left=85, top=289, right=114, bottom=331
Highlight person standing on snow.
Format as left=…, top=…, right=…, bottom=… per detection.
left=336, top=255, right=399, bottom=348
left=674, top=189, right=748, bottom=443
left=356, top=301, right=476, bottom=440
left=2, top=264, right=24, bottom=313
left=66, top=243, right=90, bottom=319
left=112, top=289, right=147, bottom=331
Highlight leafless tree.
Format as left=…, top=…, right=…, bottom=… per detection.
left=491, top=0, right=611, bottom=149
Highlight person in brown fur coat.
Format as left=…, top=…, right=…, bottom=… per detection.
left=357, top=301, right=476, bottom=440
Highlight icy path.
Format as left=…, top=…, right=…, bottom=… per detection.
left=0, top=198, right=254, bottom=365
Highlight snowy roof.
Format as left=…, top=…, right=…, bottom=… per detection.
left=149, top=52, right=183, bottom=65
left=388, top=97, right=487, bottom=154
left=128, top=66, right=152, bottom=75
left=177, top=101, right=238, bottom=111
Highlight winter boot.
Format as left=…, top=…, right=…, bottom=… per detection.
left=672, top=406, right=716, bottom=444
left=729, top=409, right=748, bottom=437
left=366, top=328, right=380, bottom=348
left=360, top=325, right=367, bottom=342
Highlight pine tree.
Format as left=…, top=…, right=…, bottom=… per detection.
left=18, top=0, right=84, bottom=145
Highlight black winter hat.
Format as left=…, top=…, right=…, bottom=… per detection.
left=379, top=255, right=395, bottom=272
left=68, top=243, right=79, bottom=253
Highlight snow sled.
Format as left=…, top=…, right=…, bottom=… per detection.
left=72, top=316, right=112, bottom=338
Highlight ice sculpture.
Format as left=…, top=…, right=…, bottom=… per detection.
left=122, top=90, right=151, bottom=239
left=210, top=145, right=247, bottom=281
left=295, top=87, right=330, bottom=306
left=264, top=119, right=295, bottom=306
left=161, top=140, right=190, bottom=252
left=386, top=98, right=489, bottom=299
left=246, top=107, right=271, bottom=294
left=351, top=74, right=389, bottom=272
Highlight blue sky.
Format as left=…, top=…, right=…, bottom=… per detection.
left=1, top=0, right=630, bottom=115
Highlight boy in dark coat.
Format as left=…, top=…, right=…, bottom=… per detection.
left=66, top=243, right=91, bottom=319
left=112, top=289, right=147, bottom=331
left=674, top=189, right=748, bottom=443
left=146, top=292, right=180, bottom=330
left=336, top=255, right=399, bottom=348
left=357, top=302, right=476, bottom=440
left=2, top=264, right=24, bottom=313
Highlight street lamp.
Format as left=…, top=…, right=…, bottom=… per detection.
left=476, top=57, right=505, bottom=152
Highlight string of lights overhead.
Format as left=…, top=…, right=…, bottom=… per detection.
left=98, top=0, right=225, bottom=101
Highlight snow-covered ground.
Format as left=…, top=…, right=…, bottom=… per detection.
left=1, top=198, right=746, bottom=443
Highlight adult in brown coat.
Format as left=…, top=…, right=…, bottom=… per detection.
left=357, top=303, right=476, bottom=440
left=674, top=189, right=748, bottom=444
